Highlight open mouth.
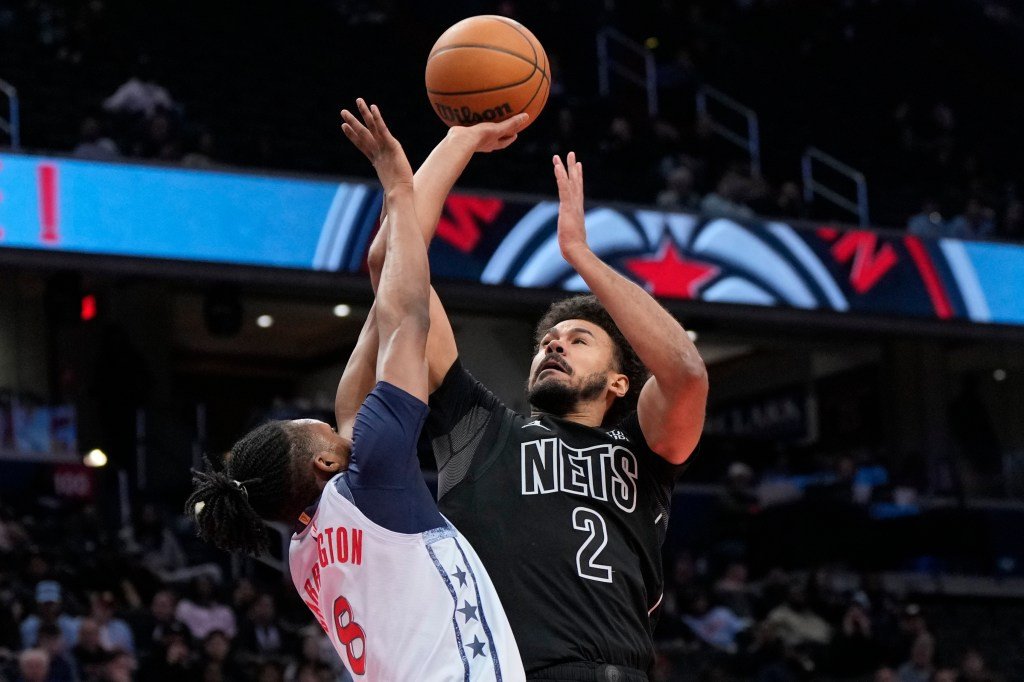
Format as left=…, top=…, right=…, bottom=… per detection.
left=537, top=357, right=570, bottom=378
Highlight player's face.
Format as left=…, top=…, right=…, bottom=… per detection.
left=527, top=319, right=619, bottom=413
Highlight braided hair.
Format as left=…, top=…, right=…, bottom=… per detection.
left=534, top=294, right=649, bottom=426
left=185, top=421, right=308, bottom=556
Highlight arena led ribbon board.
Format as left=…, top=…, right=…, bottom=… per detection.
left=2, top=153, right=1023, bottom=326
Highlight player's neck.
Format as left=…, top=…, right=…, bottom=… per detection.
left=531, top=401, right=606, bottom=428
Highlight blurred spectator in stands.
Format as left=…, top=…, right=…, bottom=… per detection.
left=949, top=374, right=1002, bottom=496
left=0, top=508, right=28, bottom=553
left=959, top=647, right=999, bottom=682
left=175, top=576, right=236, bottom=641
left=137, top=622, right=194, bottom=681
left=256, top=660, right=286, bottom=682
left=237, top=593, right=284, bottom=659
left=763, top=582, right=832, bottom=652
left=897, top=632, right=935, bottom=682
left=712, top=561, right=756, bottom=619
left=283, top=631, right=343, bottom=681
left=830, top=593, right=883, bottom=676
left=746, top=620, right=808, bottom=681
left=65, top=505, right=109, bottom=556
left=130, top=113, right=177, bottom=160
left=894, top=603, right=931, bottom=664
left=700, top=169, right=757, bottom=221
left=230, top=579, right=257, bottom=622
left=71, top=618, right=114, bottom=680
left=102, top=73, right=175, bottom=120
left=122, top=503, right=219, bottom=586
left=933, top=669, right=958, bottom=682
left=0, top=573, right=23, bottom=653
left=102, top=651, right=135, bottom=682
left=680, top=589, right=750, bottom=654
left=874, top=667, right=899, bottom=682
left=72, top=117, right=121, bottom=162
left=20, top=582, right=78, bottom=650
left=598, top=115, right=654, bottom=201
left=200, top=630, right=243, bottom=681
left=36, top=624, right=76, bottom=682
left=947, top=198, right=996, bottom=240
left=907, top=200, right=947, bottom=238
left=710, top=462, right=759, bottom=566
left=130, top=589, right=180, bottom=658
left=656, top=166, right=700, bottom=211
left=15, top=648, right=50, bottom=682
left=289, top=661, right=334, bottom=682
left=546, top=107, right=578, bottom=155
left=24, top=551, right=53, bottom=591
left=89, top=591, right=133, bottom=654
left=1001, top=199, right=1024, bottom=241
left=657, top=48, right=698, bottom=92
left=774, top=181, right=805, bottom=219
left=183, top=131, right=218, bottom=168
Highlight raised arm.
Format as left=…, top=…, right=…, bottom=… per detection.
left=364, top=114, right=529, bottom=390
left=340, top=99, right=429, bottom=402
left=334, top=303, right=380, bottom=439
left=553, top=152, right=708, bottom=464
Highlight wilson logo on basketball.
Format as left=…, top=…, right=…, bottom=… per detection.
left=434, top=102, right=513, bottom=125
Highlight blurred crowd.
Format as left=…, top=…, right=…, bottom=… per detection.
left=2, top=0, right=1024, bottom=239
left=0, top=501, right=351, bottom=682
left=653, top=550, right=1010, bottom=681
left=1, top=464, right=1021, bottom=682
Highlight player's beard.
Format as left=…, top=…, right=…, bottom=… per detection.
left=527, top=370, right=608, bottom=417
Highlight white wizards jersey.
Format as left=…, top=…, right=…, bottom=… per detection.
left=289, top=476, right=525, bottom=682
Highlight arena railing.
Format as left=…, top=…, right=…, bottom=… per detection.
left=596, top=27, right=658, bottom=117
left=696, top=84, right=762, bottom=176
left=802, top=146, right=869, bottom=227
left=0, top=79, right=20, bottom=151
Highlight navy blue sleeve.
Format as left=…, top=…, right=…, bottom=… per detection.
left=339, top=381, right=445, bottom=534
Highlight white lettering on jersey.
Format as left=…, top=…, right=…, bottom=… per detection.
left=520, top=438, right=559, bottom=494
left=521, top=419, right=551, bottom=431
left=607, top=429, right=628, bottom=441
left=520, top=438, right=638, bottom=512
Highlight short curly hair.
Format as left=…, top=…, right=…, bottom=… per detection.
left=534, top=294, right=648, bottom=425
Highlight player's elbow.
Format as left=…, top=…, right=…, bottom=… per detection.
left=377, top=301, right=431, bottom=341
left=367, top=232, right=387, bottom=278
left=687, top=358, right=709, bottom=395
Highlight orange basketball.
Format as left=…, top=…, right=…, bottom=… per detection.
left=425, top=15, right=550, bottom=129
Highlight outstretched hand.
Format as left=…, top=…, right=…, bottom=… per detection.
left=340, top=98, right=414, bottom=192
left=553, top=152, right=589, bottom=261
left=456, top=113, right=530, bottom=153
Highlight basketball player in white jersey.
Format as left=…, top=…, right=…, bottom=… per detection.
left=186, top=100, right=529, bottom=681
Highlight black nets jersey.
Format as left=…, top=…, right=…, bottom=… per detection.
left=424, top=360, right=689, bottom=676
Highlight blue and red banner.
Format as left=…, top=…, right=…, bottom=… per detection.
left=1, top=153, right=1021, bottom=326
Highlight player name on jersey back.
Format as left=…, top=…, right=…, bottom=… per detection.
left=289, top=476, right=526, bottom=681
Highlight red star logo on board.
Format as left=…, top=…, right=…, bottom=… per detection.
left=624, top=243, right=719, bottom=299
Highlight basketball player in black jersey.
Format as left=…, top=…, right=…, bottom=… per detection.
left=352, top=144, right=707, bottom=679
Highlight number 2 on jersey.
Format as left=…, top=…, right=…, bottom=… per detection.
left=572, top=507, right=613, bottom=583
left=333, top=595, right=367, bottom=675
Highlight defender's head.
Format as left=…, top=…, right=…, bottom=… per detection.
left=528, top=294, right=647, bottom=426
left=186, top=419, right=350, bottom=556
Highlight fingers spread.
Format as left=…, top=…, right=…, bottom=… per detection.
left=356, top=98, right=377, bottom=135
left=553, top=156, right=569, bottom=187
